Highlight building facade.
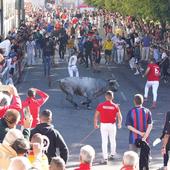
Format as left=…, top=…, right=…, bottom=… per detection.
left=0, top=0, right=24, bottom=38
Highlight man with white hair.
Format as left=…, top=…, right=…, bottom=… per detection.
left=120, top=151, right=139, bottom=170
left=74, top=145, right=95, bottom=170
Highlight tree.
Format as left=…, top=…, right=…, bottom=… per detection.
left=85, top=0, right=170, bottom=24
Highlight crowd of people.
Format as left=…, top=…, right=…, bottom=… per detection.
left=0, top=6, right=169, bottom=84
left=0, top=3, right=170, bottom=170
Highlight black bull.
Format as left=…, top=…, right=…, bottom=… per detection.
left=59, top=77, right=119, bottom=109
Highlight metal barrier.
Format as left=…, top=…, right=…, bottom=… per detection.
left=0, top=53, right=27, bottom=85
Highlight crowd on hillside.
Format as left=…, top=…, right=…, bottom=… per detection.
left=0, top=5, right=170, bottom=170
left=0, top=7, right=170, bottom=84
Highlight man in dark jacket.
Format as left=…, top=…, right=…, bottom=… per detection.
left=42, top=35, right=55, bottom=76
left=84, top=36, right=93, bottom=68
left=31, top=109, right=69, bottom=163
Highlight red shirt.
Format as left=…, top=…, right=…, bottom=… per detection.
left=72, top=17, right=78, bottom=25
left=0, top=95, right=22, bottom=117
left=74, top=163, right=91, bottom=170
left=147, top=63, right=160, bottom=81
left=22, top=89, right=49, bottom=128
left=96, top=101, right=119, bottom=123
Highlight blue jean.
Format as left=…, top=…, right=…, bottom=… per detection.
left=43, top=56, right=51, bottom=76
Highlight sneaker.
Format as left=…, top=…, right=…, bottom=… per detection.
left=100, top=159, right=108, bottom=165
left=151, top=102, right=157, bottom=109
left=134, top=71, right=139, bottom=75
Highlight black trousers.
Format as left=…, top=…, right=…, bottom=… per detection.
left=85, top=52, right=93, bottom=67
left=163, top=147, right=169, bottom=166
left=59, top=46, right=66, bottom=59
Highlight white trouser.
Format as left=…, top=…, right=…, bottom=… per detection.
left=117, top=49, right=124, bottom=64
left=68, top=66, right=79, bottom=77
left=144, top=81, right=159, bottom=102
left=27, top=52, right=35, bottom=65
left=100, top=123, right=117, bottom=159
left=142, top=47, right=150, bottom=61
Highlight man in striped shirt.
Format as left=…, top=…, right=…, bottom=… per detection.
left=125, top=94, right=153, bottom=152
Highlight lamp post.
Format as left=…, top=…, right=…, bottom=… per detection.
left=0, top=0, right=3, bottom=35
left=18, top=0, right=25, bottom=27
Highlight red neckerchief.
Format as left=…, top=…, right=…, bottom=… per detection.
left=120, top=165, right=135, bottom=170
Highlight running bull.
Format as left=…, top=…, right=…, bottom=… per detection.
left=59, top=77, right=119, bottom=109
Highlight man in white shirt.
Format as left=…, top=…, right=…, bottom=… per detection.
left=26, top=38, right=36, bottom=66
left=68, top=49, right=79, bottom=77
left=116, top=36, right=125, bottom=64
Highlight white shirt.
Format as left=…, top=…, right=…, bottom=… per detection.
left=0, top=39, right=11, bottom=57
left=68, top=55, right=77, bottom=67
left=116, top=39, right=125, bottom=49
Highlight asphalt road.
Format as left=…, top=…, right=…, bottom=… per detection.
left=17, top=53, right=170, bottom=170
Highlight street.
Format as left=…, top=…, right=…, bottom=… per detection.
left=17, top=53, right=170, bottom=170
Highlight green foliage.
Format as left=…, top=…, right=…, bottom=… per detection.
left=84, top=0, right=170, bottom=23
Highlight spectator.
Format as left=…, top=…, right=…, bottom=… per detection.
left=94, top=90, right=122, bottom=164
left=0, top=85, right=22, bottom=116
left=31, top=109, right=69, bottom=163
left=116, top=35, right=126, bottom=64
left=159, top=50, right=170, bottom=83
left=0, top=129, right=29, bottom=170
left=22, top=88, right=49, bottom=128
left=74, top=145, right=95, bottom=170
left=42, top=34, right=54, bottom=77
left=68, top=49, right=79, bottom=77
left=153, top=45, right=160, bottom=63
left=0, top=53, right=5, bottom=72
left=0, top=109, right=21, bottom=142
left=84, top=36, right=93, bottom=68
left=8, top=143, right=42, bottom=170
left=26, top=37, right=36, bottom=66
left=49, top=157, right=66, bottom=170
left=141, top=33, right=151, bottom=61
left=28, top=133, right=49, bottom=170
left=103, top=36, right=113, bottom=65
left=125, top=94, right=153, bottom=153
left=133, top=41, right=144, bottom=75
left=120, top=151, right=139, bottom=170
left=58, top=32, right=68, bottom=60
left=8, top=156, right=32, bottom=170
